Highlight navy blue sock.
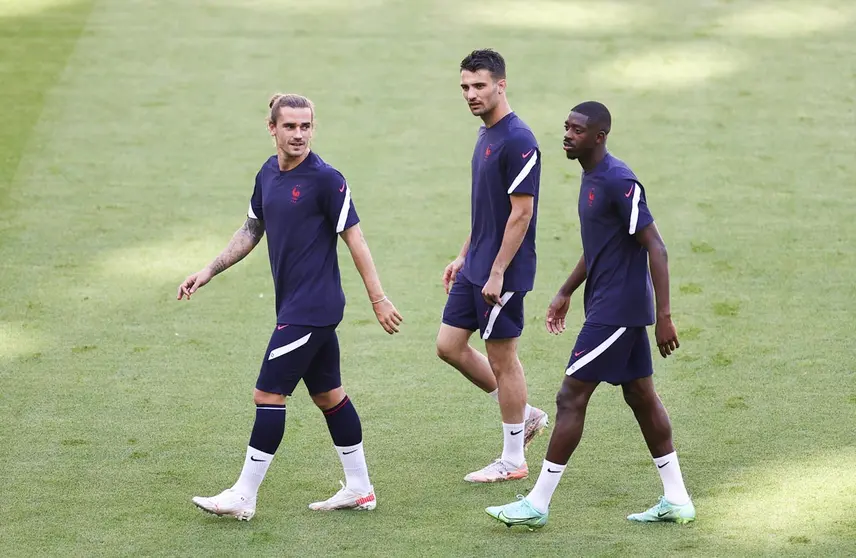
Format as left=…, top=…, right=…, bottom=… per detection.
left=323, top=396, right=362, bottom=447
left=248, top=403, right=286, bottom=454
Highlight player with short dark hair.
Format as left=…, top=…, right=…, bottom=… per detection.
left=178, top=93, right=402, bottom=520
left=486, top=101, right=695, bottom=528
left=436, top=49, right=549, bottom=483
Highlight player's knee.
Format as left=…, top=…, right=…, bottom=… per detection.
left=622, top=384, right=653, bottom=411
left=253, top=388, right=286, bottom=406
left=555, top=383, right=585, bottom=412
left=436, top=337, right=461, bottom=364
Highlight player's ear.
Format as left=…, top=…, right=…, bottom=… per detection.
left=496, top=78, right=507, bottom=94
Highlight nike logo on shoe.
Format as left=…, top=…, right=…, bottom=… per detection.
left=250, top=456, right=267, bottom=462
left=657, top=510, right=670, bottom=518
left=510, top=430, right=523, bottom=436
left=657, top=461, right=670, bottom=469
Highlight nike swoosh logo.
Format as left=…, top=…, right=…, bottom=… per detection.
left=250, top=456, right=267, bottom=462
left=657, top=461, right=670, bottom=469
left=625, top=184, right=634, bottom=197
left=657, top=511, right=670, bottom=518
left=339, top=182, right=346, bottom=192
left=342, top=449, right=358, bottom=455
left=547, top=468, right=562, bottom=473
left=574, top=350, right=587, bottom=357
left=276, top=324, right=288, bottom=330
left=522, top=149, right=534, bottom=159
left=499, top=512, right=533, bottom=525
left=510, top=430, right=523, bottom=436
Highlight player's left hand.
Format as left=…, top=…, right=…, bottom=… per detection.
left=655, top=315, right=679, bottom=358
left=373, top=297, right=403, bottom=335
left=481, top=273, right=504, bottom=306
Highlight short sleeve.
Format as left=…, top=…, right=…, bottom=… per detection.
left=503, top=134, right=540, bottom=196
left=321, top=170, right=360, bottom=233
left=610, top=180, right=654, bottom=235
left=248, top=169, right=264, bottom=221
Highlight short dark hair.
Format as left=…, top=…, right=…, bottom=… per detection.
left=571, top=101, right=611, bottom=134
left=460, top=49, right=506, bottom=80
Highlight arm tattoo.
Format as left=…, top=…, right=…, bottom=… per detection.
left=208, top=217, right=265, bottom=276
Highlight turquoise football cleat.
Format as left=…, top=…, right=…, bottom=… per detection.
left=627, top=496, right=696, bottom=524
left=486, top=495, right=548, bottom=530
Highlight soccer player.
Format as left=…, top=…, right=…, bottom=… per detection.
left=177, top=93, right=403, bottom=520
left=486, top=101, right=695, bottom=528
left=436, top=49, right=549, bottom=483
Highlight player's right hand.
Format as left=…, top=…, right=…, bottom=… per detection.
left=442, top=257, right=465, bottom=294
left=177, top=268, right=214, bottom=300
left=546, top=293, right=571, bottom=335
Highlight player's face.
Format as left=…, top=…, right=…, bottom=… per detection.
left=460, top=69, right=504, bottom=116
left=269, top=107, right=314, bottom=158
left=563, top=112, right=601, bottom=160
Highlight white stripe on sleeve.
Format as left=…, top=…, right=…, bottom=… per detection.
left=565, top=327, right=627, bottom=376
left=507, top=150, right=538, bottom=194
left=248, top=203, right=258, bottom=220
left=628, top=183, right=642, bottom=234
left=336, top=186, right=352, bottom=233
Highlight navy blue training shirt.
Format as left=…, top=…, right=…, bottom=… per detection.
left=462, top=112, right=540, bottom=292
left=249, top=152, right=359, bottom=327
left=578, top=152, right=655, bottom=327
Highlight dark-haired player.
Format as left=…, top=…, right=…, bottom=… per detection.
left=487, top=101, right=695, bottom=528
left=178, top=93, right=402, bottom=520
left=436, top=49, right=549, bottom=483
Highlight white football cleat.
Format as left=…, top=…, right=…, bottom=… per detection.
left=524, top=407, right=549, bottom=449
left=464, top=458, right=529, bottom=483
left=192, top=488, right=256, bottom=521
left=308, top=481, right=377, bottom=511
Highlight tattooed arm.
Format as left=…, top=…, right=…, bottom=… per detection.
left=177, top=216, right=265, bottom=300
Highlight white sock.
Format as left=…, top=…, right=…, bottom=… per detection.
left=501, top=422, right=526, bottom=468
left=232, top=446, right=275, bottom=499
left=489, top=389, right=533, bottom=420
left=335, top=442, right=372, bottom=494
left=526, top=460, right=566, bottom=513
left=654, top=451, right=691, bottom=505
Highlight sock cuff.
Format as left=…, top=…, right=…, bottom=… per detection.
left=653, top=451, right=677, bottom=465
left=247, top=446, right=276, bottom=460
left=256, top=403, right=286, bottom=411
left=502, top=422, right=525, bottom=428
left=323, top=396, right=351, bottom=416
left=334, top=441, right=364, bottom=454
left=543, top=459, right=566, bottom=471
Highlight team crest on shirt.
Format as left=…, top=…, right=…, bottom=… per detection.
left=588, top=188, right=595, bottom=207
left=484, top=144, right=493, bottom=159
left=291, top=185, right=302, bottom=203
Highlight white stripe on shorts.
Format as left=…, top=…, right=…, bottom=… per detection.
left=268, top=333, right=312, bottom=361
left=565, top=327, right=627, bottom=375
left=482, top=292, right=516, bottom=340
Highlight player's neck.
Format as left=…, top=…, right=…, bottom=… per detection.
left=481, top=100, right=512, bottom=128
left=278, top=149, right=310, bottom=172
left=579, top=146, right=607, bottom=172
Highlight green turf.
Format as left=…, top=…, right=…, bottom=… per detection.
left=2, top=0, right=855, bottom=556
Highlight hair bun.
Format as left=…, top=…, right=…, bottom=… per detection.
left=269, top=93, right=285, bottom=109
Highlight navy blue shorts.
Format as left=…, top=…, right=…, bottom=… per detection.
left=441, top=273, right=526, bottom=340
left=565, top=323, right=653, bottom=386
left=256, top=324, right=341, bottom=396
